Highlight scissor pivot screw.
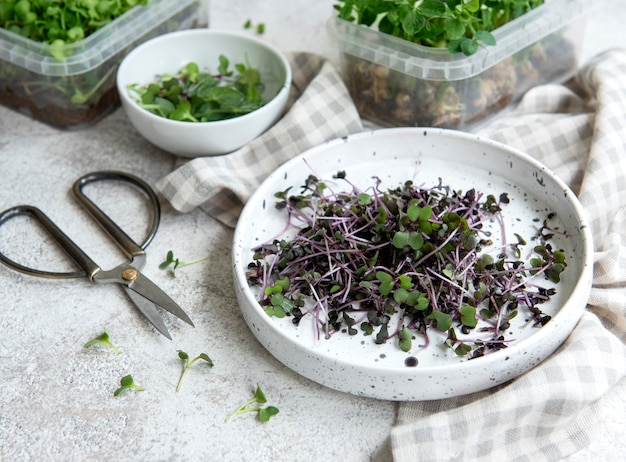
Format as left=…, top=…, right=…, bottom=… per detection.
left=121, top=268, right=138, bottom=282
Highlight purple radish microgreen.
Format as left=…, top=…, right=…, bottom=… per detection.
left=246, top=173, right=567, bottom=359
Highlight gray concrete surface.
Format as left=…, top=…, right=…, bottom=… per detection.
left=1, top=1, right=624, bottom=460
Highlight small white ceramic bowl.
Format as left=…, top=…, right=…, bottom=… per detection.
left=116, top=29, right=291, bottom=157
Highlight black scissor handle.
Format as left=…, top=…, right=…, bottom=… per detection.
left=0, top=171, right=161, bottom=280
left=72, top=171, right=161, bottom=263
left=0, top=205, right=96, bottom=279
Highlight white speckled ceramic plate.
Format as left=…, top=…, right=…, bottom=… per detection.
left=232, top=128, right=593, bottom=401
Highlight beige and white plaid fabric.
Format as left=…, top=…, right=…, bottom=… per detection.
left=156, top=52, right=363, bottom=228
left=157, top=48, right=626, bottom=461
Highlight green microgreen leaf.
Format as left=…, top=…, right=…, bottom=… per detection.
left=129, top=54, right=267, bottom=123
left=408, top=232, right=424, bottom=250
left=406, top=291, right=429, bottom=310
left=454, top=342, right=472, bottom=356
left=427, top=310, right=452, bottom=332
left=1, top=0, right=149, bottom=45
left=375, top=321, right=389, bottom=345
left=393, top=287, right=409, bottom=304
left=392, top=231, right=409, bottom=249
left=176, top=350, right=214, bottom=392
left=444, top=18, right=465, bottom=41
left=460, top=305, right=478, bottom=328
left=398, top=275, right=413, bottom=290
left=114, top=374, right=145, bottom=396
left=357, top=193, right=371, bottom=205
left=170, top=99, right=199, bottom=122
left=475, top=30, right=496, bottom=46
left=334, top=0, right=545, bottom=55
left=258, top=405, right=279, bottom=422
left=83, top=328, right=121, bottom=354
left=225, top=384, right=279, bottom=423
left=398, top=326, right=413, bottom=352
left=376, top=270, right=394, bottom=296
left=376, top=270, right=393, bottom=283
left=159, top=250, right=210, bottom=277
left=243, top=19, right=266, bottom=34
left=475, top=254, right=494, bottom=272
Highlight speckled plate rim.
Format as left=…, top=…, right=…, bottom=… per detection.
left=232, top=127, right=594, bottom=401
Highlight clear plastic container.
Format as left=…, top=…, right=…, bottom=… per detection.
left=327, top=0, right=592, bottom=131
left=0, top=0, right=206, bottom=129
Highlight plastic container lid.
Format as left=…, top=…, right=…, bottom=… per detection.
left=327, top=0, right=592, bottom=81
left=0, top=0, right=199, bottom=76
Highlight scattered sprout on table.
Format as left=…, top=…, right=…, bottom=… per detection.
left=83, top=328, right=122, bottom=354
left=243, top=18, right=266, bottom=34
left=225, top=384, right=279, bottom=423
left=114, top=374, right=145, bottom=396
left=159, top=250, right=210, bottom=277
left=175, top=350, right=214, bottom=392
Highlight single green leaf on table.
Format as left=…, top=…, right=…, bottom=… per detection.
left=114, top=374, right=145, bottom=396
left=258, top=405, right=279, bottom=422
left=83, top=328, right=122, bottom=354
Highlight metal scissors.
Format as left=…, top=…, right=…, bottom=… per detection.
left=0, top=171, right=194, bottom=339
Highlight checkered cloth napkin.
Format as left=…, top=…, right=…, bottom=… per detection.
left=156, top=52, right=362, bottom=227
left=156, top=49, right=626, bottom=461
left=392, top=48, right=626, bottom=461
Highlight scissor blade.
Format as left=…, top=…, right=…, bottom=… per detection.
left=129, top=273, right=195, bottom=327
left=124, top=286, right=172, bottom=340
